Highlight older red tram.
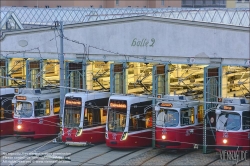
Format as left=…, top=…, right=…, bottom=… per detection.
left=155, top=95, right=204, bottom=149
left=61, top=91, right=110, bottom=146
left=215, top=97, right=250, bottom=151
left=106, top=94, right=153, bottom=148
left=13, top=87, right=60, bottom=139
left=0, top=88, right=15, bottom=136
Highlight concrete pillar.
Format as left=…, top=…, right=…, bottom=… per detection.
left=134, top=63, right=140, bottom=83
left=222, top=66, right=228, bottom=97
left=123, top=62, right=127, bottom=94
left=86, top=62, right=93, bottom=90
left=177, top=64, right=182, bottom=78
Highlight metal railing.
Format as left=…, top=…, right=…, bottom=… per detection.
left=1, top=7, right=249, bottom=27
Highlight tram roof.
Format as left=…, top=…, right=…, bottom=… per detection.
left=65, top=91, right=111, bottom=100
left=109, top=94, right=152, bottom=103
left=0, top=88, right=15, bottom=95
left=0, top=7, right=249, bottom=28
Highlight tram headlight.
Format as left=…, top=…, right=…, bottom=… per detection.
left=75, top=128, right=83, bottom=137
left=17, top=125, right=22, bottom=130
left=121, top=132, right=128, bottom=141
left=223, top=139, right=227, bottom=144
left=162, top=135, right=166, bottom=140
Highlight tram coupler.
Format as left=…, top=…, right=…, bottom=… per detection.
left=65, top=141, right=90, bottom=146
left=45, top=154, right=71, bottom=161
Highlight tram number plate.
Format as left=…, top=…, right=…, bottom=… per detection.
left=18, top=119, right=22, bottom=124
left=112, top=133, right=117, bottom=140
left=223, top=132, right=228, bottom=138
left=162, top=128, right=167, bottom=134
left=110, top=141, right=117, bottom=145
left=39, top=119, right=43, bottom=124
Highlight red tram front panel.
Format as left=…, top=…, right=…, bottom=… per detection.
left=154, top=95, right=204, bottom=150
left=62, top=126, right=105, bottom=143
left=14, top=115, right=60, bottom=139
left=106, top=95, right=153, bottom=149
left=216, top=131, right=250, bottom=151
left=62, top=92, right=110, bottom=145
left=106, top=130, right=152, bottom=148
left=156, top=125, right=203, bottom=149
left=13, top=88, right=61, bottom=139
left=215, top=97, right=250, bottom=152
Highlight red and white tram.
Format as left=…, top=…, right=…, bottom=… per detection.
left=155, top=95, right=204, bottom=149
left=106, top=95, right=153, bottom=148
left=13, top=87, right=60, bottom=139
left=61, top=91, right=110, bottom=145
left=0, top=88, right=15, bottom=136
left=215, top=97, right=250, bottom=151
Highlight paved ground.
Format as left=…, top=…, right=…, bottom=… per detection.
left=1, top=137, right=249, bottom=166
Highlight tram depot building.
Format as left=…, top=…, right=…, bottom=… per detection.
left=0, top=7, right=249, bottom=155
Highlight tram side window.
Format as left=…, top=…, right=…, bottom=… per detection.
left=145, top=111, right=152, bottom=128
left=53, top=98, right=60, bottom=114
left=129, top=108, right=149, bottom=131
left=181, top=108, right=195, bottom=126
left=0, top=108, right=4, bottom=120
left=84, top=108, right=101, bottom=127
left=198, top=105, right=204, bottom=123
left=242, top=111, right=250, bottom=130
left=34, top=100, right=50, bottom=117
left=101, top=108, right=107, bottom=124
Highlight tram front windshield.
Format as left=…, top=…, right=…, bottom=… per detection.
left=156, top=109, right=179, bottom=127
left=15, top=101, right=33, bottom=118
left=64, top=97, right=82, bottom=128
left=108, top=108, right=127, bottom=132
left=217, top=112, right=241, bottom=131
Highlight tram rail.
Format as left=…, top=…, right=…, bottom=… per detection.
left=0, top=137, right=26, bottom=148
left=104, top=148, right=142, bottom=166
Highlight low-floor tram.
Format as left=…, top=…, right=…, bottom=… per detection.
left=0, top=88, right=15, bottom=136
left=13, top=87, right=60, bottom=139
left=61, top=91, right=110, bottom=145
left=106, top=94, right=153, bottom=148
left=155, top=95, right=204, bottom=149
left=215, top=97, right=250, bottom=152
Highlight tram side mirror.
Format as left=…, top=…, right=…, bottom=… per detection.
left=215, top=109, right=221, bottom=115
left=155, top=106, right=160, bottom=111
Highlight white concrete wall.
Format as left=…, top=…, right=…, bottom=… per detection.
left=1, top=17, right=249, bottom=65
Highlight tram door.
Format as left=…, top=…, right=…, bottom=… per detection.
left=203, top=66, right=221, bottom=153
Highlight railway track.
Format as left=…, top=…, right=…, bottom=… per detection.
left=163, top=150, right=196, bottom=166
left=0, top=141, right=43, bottom=158
left=0, top=138, right=25, bottom=148
left=136, top=149, right=195, bottom=166
left=78, top=149, right=113, bottom=166
left=49, top=144, right=96, bottom=166
left=206, top=153, right=250, bottom=166
left=104, top=149, right=142, bottom=166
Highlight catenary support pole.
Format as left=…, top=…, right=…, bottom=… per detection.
left=59, top=21, right=64, bottom=117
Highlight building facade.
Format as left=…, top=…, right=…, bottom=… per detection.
left=1, top=0, right=181, bottom=8
left=227, top=0, right=249, bottom=8
left=182, top=0, right=226, bottom=8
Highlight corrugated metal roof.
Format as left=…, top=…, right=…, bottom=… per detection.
left=1, top=7, right=249, bottom=27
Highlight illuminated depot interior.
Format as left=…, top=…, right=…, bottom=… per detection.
left=0, top=58, right=249, bottom=98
